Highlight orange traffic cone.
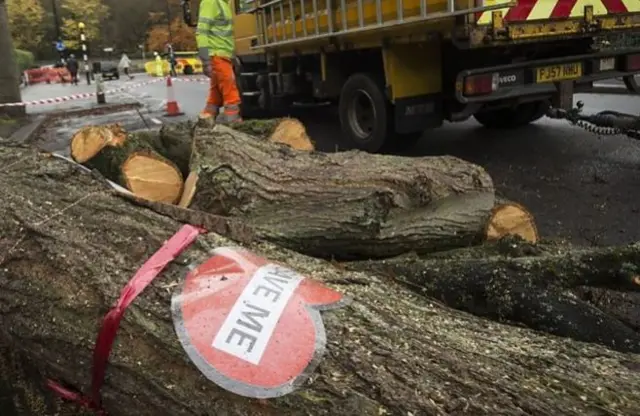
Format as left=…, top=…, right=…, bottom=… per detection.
left=165, top=76, right=184, bottom=117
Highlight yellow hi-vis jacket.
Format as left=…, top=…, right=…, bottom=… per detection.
left=196, top=0, right=234, bottom=58
left=155, top=55, right=163, bottom=77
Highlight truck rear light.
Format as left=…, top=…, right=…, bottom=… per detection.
left=625, top=54, right=640, bottom=71
left=464, top=73, right=498, bottom=96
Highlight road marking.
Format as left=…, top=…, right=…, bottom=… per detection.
left=151, top=118, right=163, bottom=125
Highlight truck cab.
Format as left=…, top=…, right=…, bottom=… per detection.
left=221, top=0, right=640, bottom=152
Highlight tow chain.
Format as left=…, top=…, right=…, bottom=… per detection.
left=546, top=101, right=640, bottom=140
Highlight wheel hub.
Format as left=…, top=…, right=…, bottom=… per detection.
left=347, top=89, right=377, bottom=141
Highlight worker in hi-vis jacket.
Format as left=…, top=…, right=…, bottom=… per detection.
left=196, top=0, right=242, bottom=123
left=154, top=52, right=164, bottom=77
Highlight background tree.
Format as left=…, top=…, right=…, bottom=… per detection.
left=59, top=0, right=109, bottom=49
left=0, top=0, right=23, bottom=116
left=5, top=0, right=46, bottom=51
left=146, top=16, right=196, bottom=52
left=98, top=0, right=154, bottom=53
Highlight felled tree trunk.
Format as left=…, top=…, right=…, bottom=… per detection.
left=182, top=123, right=502, bottom=259
left=2, top=144, right=640, bottom=416
left=83, top=131, right=184, bottom=204
left=155, top=118, right=315, bottom=180
left=573, top=287, right=640, bottom=331
left=348, top=238, right=640, bottom=353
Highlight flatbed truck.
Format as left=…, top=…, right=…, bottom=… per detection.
left=184, top=0, right=640, bottom=152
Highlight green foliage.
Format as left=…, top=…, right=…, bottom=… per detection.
left=60, top=0, right=110, bottom=49
left=13, top=49, right=34, bottom=73
left=6, top=0, right=46, bottom=52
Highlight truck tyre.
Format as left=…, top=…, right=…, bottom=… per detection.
left=183, top=65, right=194, bottom=75
left=339, top=73, right=392, bottom=153
left=474, top=101, right=549, bottom=129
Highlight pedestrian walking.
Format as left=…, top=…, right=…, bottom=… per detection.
left=197, top=0, right=243, bottom=123
left=119, top=52, right=134, bottom=80
left=167, top=44, right=178, bottom=77
left=66, top=54, right=79, bottom=85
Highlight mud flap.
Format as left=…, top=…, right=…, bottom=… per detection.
left=394, top=94, right=443, bottom=134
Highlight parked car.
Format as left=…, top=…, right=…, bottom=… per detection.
left=95, top=61, right=119, bottom=80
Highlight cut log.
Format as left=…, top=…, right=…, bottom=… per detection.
left=133, top=123, right=537, bottom=253
left=233, top=118, right=315, bottom=151
left=1, top=144, right=640, bottom=416
left=485, top=201, right=538, bottom=243
left=85, top=132, right=184, bottom=204
left=69, top=124, right=127, bottom=163
left=121, top=151, right=184, bottom=204
left=186, top=123, right=497, bottom=259
left=347, top=236, right=640, bottom=352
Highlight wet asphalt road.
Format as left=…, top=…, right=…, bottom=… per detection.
left=21, top=74, right=640, bottom=247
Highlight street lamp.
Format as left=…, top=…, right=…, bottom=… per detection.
left=51, top=0, right=64, bottom=63
left=51, top=0, right=61, bottom=40
left=78, top=22, right=90, bottom=85
left=166, top=0, right=173, bottom=44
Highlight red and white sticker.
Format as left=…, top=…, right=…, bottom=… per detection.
left=171, top=247, right=348, bottom=398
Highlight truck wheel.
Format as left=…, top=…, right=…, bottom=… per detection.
left=339, top=73, right=391, bottom=153
left=474, top=101, right=549, bottom=129
left=183, top=65, right=194, bottom=75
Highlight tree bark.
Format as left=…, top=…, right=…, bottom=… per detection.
left=0, top=0, right=24, bottom=117
left=155, top=118, right=315, bottom=179
left=187, top=123, right=497, bottom=259
left=347, top=237, right=640, bottom=353
left=573, top=287, right=640, bottom=331
left=1, top=144, right=640, bottom=416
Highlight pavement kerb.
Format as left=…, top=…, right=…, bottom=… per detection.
left=11, top=102, right=144, bottom=145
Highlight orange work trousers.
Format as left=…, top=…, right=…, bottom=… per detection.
left=202, top=56, right=242, bottom=122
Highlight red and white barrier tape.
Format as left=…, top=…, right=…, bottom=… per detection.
left=3, top=92, right=98, bottom=107
left=0, top=77, right=165, bottom=107
left=171, top=76, right=209, bottom=84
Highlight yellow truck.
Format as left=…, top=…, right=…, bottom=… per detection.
left=184, top=0, right=640, bottom=152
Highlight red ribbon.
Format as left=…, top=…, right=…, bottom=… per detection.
left=47, top=224, right=204, bottom=413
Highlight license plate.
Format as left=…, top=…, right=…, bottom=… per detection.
left=535, top=63, right=583, bottom=83
left=599, top=57, right=616, bottom=71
